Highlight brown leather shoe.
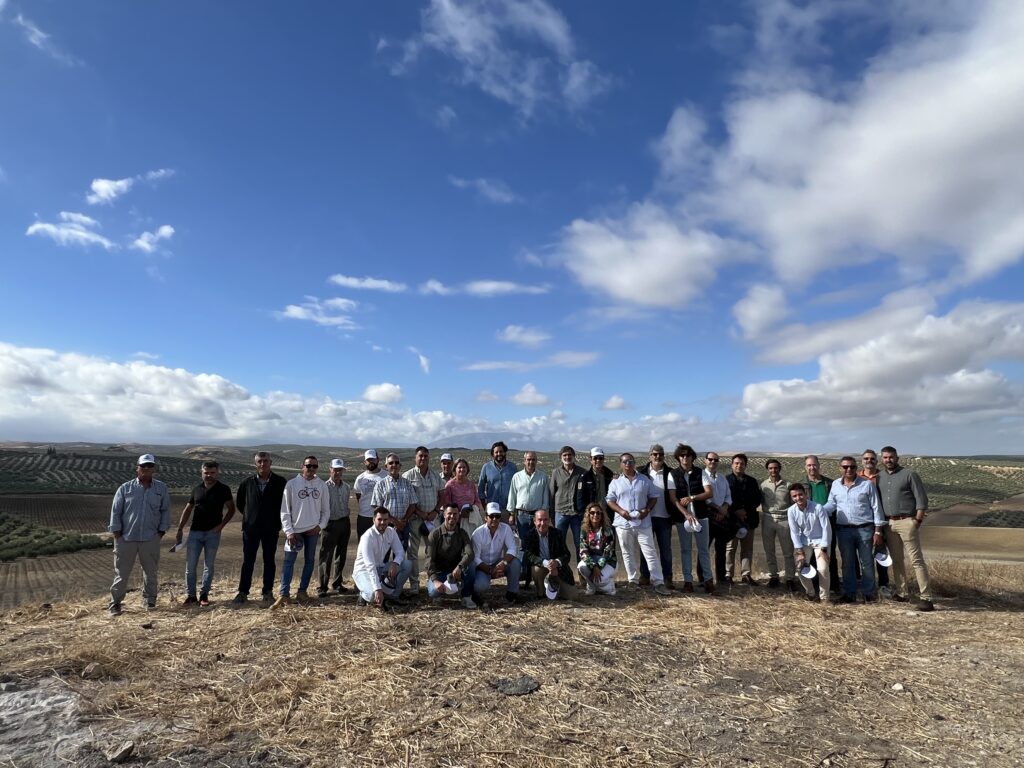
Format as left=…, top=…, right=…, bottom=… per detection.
left=703, top=580, right=715, bottom=595
left=682, top=582, right=694, bottom=593
left=639, top=576, right=652, bottom=586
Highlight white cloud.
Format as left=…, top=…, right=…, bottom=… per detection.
left=435, top=105, right=458, bottom=128
left=131, top=225, right=175, bottom=253
left=602, top=395, right=627, bottom=410
left=408, top=347, right=430, bottom=374
left=448, top=175, right=520, bottom=204
left=511, top=382, right=549, bottom=406
left=419, top=279, right=453, bottom=296
left=475, top=390, right=500, bottom=402
left=328, top=274, right=408, bottom=293
left=419, top=279, right=549, bottom=297
left=496, top=324, right=550, bottom=347
left=86, top=177, right=135, bottom=205
left=391, top=0, right=609, bottom=118
left=462, top=350, right=598, bottom=371
left=144, top=168, right=175, bottom=181
left=12, top=13, right=79, bottom=66
left=732, top=285, right=789, bottom=341
left=132, top=351, right=160, bottom=361
left=25, top=212, right=114, bottom=250
left=363, top=382, right=404, bottom=404
left=275, top=296, right=358, bottom=329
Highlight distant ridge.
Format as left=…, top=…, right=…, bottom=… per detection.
left=428, top=432, right=562, bottom=452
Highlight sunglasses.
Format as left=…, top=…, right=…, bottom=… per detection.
left=304, top=464, right=318, bottom=469
left=841, top=464, right=856, bottom=470
left=139, top=463, right=156, bottom=469
left=706, top=458, right=719, bottom=463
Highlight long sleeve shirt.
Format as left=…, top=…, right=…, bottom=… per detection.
left=703, top=470, right=732, bottom=508
left=822, top=477, right=884, bottom=527
left=281, top=475, right=331, bottom=535
left=606, top=473, right=660, bottom=529
left=877, top=466, right=929, bottom=517
left=579, top=527, right=617, bottom=570
left=471, top=522, right=518, bottom=567
left=549, top=464, right=585, bottom=516
left=427, top=525, right=474, bottom=580
left=788, top=501, right=832, bottom=549
left=760, top=478, right=791, bottom=523
left=478, top=460, right=518, bottom=510
left=109, top=477, right=171, bottom=541
left=726, top=473, right=762, bottom=529
left=352, top=525, right=406, bottom=592
left=325, top=478, right=351, bottom=521
left=507, top=470, right=550, bottom=513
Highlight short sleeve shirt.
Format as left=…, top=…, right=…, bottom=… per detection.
left=188, top=481, right=233, bottom=531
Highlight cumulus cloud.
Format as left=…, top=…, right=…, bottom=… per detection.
left=276, top=296, right=358, bottom=329
left=131, top=225, right=175, bottom=253
left=86, top=168, right=175, bottom=205
left=328, top=274, right=408, bottom=293
left=363, top=382, right=404, bottom=404
left=496, top=324, right=550, bottom=347
left=462, top=350, right=598, bottom=372
left=602, top=395, right=627, bottom=410
left=388, top=0, right=609, bottom=118
left=511, top=382, right=549, bottom=406
left=26, top=212, right=114, bottom=250
left=448, top=175, right=520, bottom=204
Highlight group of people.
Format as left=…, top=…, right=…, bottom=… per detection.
left=105, top=441, right=935, bottom=614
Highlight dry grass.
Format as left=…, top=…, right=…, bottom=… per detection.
left=2, top=559, right=1023, bottom=767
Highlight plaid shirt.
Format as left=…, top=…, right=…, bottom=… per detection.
left=370, top=474, right=419, bottom=521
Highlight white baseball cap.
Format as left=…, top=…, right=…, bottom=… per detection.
left=544, top=575, right=560, bottom=600
left=137, top=454, right=156, bottom=465
left=874, top=550, right=893, bottom=567
left=799, top=563, right=816, bottom=579
left=590, top=447, right=605, bottom=457
left=331, top=459, right=346, bottom=469
left=440, top=452, right=454, bottom=462
left=364, top=449, right=378, bottom=460
left=485, top=502, right=502, bottom=517
left=736, top=527, right=748, bottom=539
left=683, top=519, right=703, bottom=533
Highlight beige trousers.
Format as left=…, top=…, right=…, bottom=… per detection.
left=795, top=546, right=830, bottom=600
left=886, top=518, right=932, bottom=600
left=111, top=535, right=162, bottom=604
left=725, top=531, right=755, bottom=578
left=761, top=513, right=795, bottom=580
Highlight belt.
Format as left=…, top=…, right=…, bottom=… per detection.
left=887, top=514, right=915, bottom=521
left=516, top=509, right=538, bottom=515
left=837, top=522, right=873, bottom=529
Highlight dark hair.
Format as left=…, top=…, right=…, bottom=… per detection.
left=304, top=455, right=318, bottom=463
left=765, top=458, right=781, bottom=470
left=840, top=455, right=857, bottom=466
left=201, top=460, right=219, bottom=470
left=491, top=441, right=508, bottom=454
left=559, top=445, right=575, bottom=456
left=415, top=446, right=429, bottom=455
left=674, top=443, right=696, bottom=461
left=581, top=502, right=607, bottom=534
left=862, top=449, right=877, bottom=458
left=788, top=482, right=805, bottom=493
left=443, top=502, right=460, bottom=512
left=732, top=453, right=748, bottom=464
left=880, top=445, right=897, bottom=455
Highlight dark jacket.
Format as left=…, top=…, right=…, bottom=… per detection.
left=426, top=525, right=474, bottom=581
left=671, top=467, right=709, bottom=521
left=726, top=472, right=761, bottom=530
left=575, top=465, right=614, bottom=513
left=522, top=526, right=573, bottom=574
left=235, top=472, right=287, bottom=532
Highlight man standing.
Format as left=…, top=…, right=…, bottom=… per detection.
left=175, top=460, right=236, bottom=606
left=638, top=444, right=677, bottom=588
left=478, top=441, right=517, bottom=522
left=878, top=447, right=934, bottom=611
left=353, top=449, right=385, bottom=539
left=859, top=449, right=891, bottom=597
left=317, top=458, right=352, bottom=597
left=787, top=483, right=832, bottom=603
left=402, top=446, right=443, bottom=594
left=606, top=453, right=671, bottom=595
left=672, top=444, right=714, bottom=593
left=107, top=454, right=171, bottom=615
left=760, top=459, right=796, bottom=590
left=426, top=503, right=476, bottom=609
left=471, top=502, right=523, bottom=605
left=804, top=455, right=838, bottom=596
left=822, top=457, right=885, bottom=603
left=703, top=452, right=734, bottom=586
left=522, top=509, right=578, bottom=600
left=576, top=447, right=614, bottom=522
left=352, top=508, right=413, bottom=610
left=370, top=453, right=420, bottom=550
left=234, top=452, right=286, bottom=604
left=439, top=452, right=456, bottom=484
left=277, top=456, right=330, bottom=607
left=549, top=445, right=586, bottom=577
left=725, top=454, right=761, bottom=585
left=507, top=451, right=550, bottom=587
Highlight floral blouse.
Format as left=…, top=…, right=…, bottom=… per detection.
left=579, top=527, right=617, bottom=570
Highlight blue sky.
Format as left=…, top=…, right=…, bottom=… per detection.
left=2, top=0, right=1023, bottom=454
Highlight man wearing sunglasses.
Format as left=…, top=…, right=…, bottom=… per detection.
left=276, top=456, right=330, bottom=607
left=822, top=457, right=885, bottom=603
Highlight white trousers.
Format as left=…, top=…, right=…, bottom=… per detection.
left=577, top=561, right=617, bottom=594
left=615, top=526, right=664, bottom=584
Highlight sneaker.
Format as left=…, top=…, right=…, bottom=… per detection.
left=682, top=582, right=694, bottom=593
left=334, top=585, right=351, bottom=595
left=231, top=592, right=247, bottom=605
left=356, top=596, right=368, bottom=607
left=271, top=595, right=293, bottom=609
left=584, top=583, right=597, bottom=596
left=261, top=592, right=274, bottom=603
left=916, top=599, right=935, bottom=612
left=296, top=589, right=313, bottom=605
left=199, top=594, right=210, bottom=607
left=654, top=583, right=671, bottom=596
left=145, top=601, right=157, bottom=611
left=879, top=585, right=893, bottom=599
left=108, top=602, right=122, bottom=616
left=602, top=584, right=617, bottom=596
left=626, top=581, right=640, bottom=591
left=768, top=576, right=781, bottom=588
left=703, top=580, right=715, bottom=595
left=316, top=589, right=329, bottom=599
left=891, top=593, right=909, bottom=603
left=665, top=580, right=676, bottom=591
left=741, top=575, right=758, bottom=586
left=182, top=595, right=199, bottom=606
left=461, top=596, right=478, bottom=610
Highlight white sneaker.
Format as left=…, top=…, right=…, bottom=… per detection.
left=585, top=583, right=596, bottom=596
left=461, top=596, right=478, bottom=610
left=600, top=583, right=617, bottom=596
left=880, top=586, right=893, bottom=599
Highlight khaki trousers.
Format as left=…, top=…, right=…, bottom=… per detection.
left=886, top=518, right=932, bottom=600
left=111, top=535, right=162, bottom=605
left=725, top=531, right=755, bottom=578
left=796, top=546, right=830, bottom=600
left=761, top=513, right=795, bottom=580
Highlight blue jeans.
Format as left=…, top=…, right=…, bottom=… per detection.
left=355, top=561, right=413, bottom=602
left=640, top=517, right=673, bottom=581
left=838, top=525, right=875, bottom=599
left=555, top=513, right=583, bottom=560
left=426, top=569, right=474, bottom=599
left=473, top=559, right=522, bottom=597
left=676, top=521, right=711, bottom=584
left=185, top=529, right=221, bottom=597
left=516, top=513, right=534, bottom=579
left=280, top=531, right=320, bottom=596
left=238, top=527, right=279, bottom=597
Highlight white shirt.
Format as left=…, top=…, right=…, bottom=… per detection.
left=353, top=524, right=406, bottom=592
left=788, top=500, right=832, bottom=550
left=648, top=467, right=676, bottom=519
left=471, top=522, right=518, bottom=567
left=353, top=469, right=386, bottom=518
left=703, top=470, right=732, bottom=509
left=606, top=472, right=660, bottom=530
left=280, top=475, right=330, bottom=535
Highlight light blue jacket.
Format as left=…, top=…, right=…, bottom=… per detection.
left=109, top=477, right=171, bottom=541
